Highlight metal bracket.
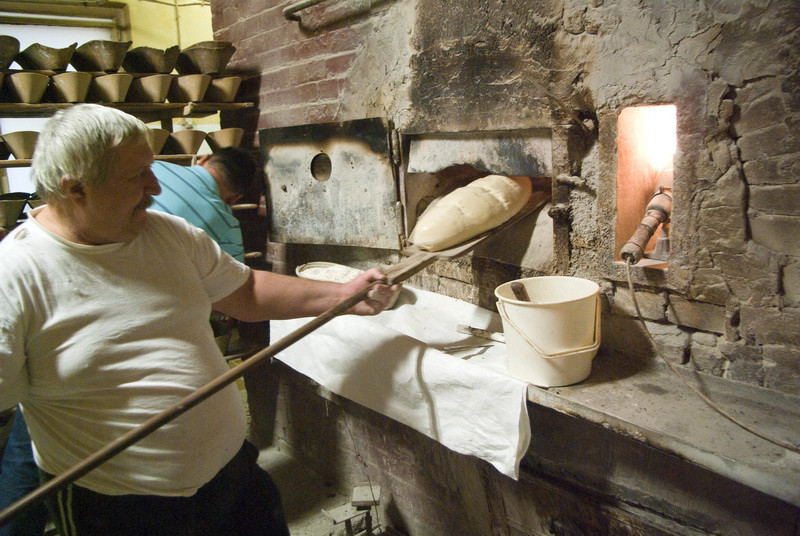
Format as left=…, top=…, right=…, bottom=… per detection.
left=390, top=128, right=401, bottom=165
left=283, top=0, right=328, bottom=20
left=548, top=203, right=572, bottom=221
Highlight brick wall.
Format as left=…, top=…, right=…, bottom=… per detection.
left=244, top=360, right=798, bottom=536
left=212, top=0, right=400, bottom=131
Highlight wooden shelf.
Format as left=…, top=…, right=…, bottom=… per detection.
left=0, top=91, right=256, bottom=168
left=231, top=203, right=259, bottom=211
left=0, top=68, right=257, bottom=79
left=0, top=101, right=253, bottom=121
left=153, top=154, right=200, bottom=164
left=0, top=159, right=31, bottom=168
left=0, top=154, right=211, bottom=168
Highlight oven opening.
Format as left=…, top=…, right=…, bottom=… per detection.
left=615, top=104, right=677, bottom=268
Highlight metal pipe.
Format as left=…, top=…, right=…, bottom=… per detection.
left=620, top=186, right=673, bottom=264
left=283, top=0, right=328, bottom=20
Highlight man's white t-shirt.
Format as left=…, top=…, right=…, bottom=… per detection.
left=0, top=209, right=251, bottom=496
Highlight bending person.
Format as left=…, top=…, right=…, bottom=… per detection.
left=151, top=147, right=258, bottom=262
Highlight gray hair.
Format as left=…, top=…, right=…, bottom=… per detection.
left=31, top=104, right=148, bottom=201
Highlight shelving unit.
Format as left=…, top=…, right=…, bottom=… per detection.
left=0, top=101, right=254, bottom=168
left=0, top=101, right=252, bottom=123
left=0, top=74, right=263, bottom=262
left=0, top=153, right=236, bottom=168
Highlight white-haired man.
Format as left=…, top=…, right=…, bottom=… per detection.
left=0, top=104, right=397, bottom=536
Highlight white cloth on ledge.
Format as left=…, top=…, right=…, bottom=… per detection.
left=271, top=285, right=531, bottom=479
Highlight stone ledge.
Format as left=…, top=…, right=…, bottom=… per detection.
left=526, top=350, right=800, bottom=507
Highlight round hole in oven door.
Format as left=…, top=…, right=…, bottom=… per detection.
left=310, top=152, right=332, bottom=182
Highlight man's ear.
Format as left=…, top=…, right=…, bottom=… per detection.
left=196, top=154, right=212, bottom=166
left=61, top=176, right=86, bottom=204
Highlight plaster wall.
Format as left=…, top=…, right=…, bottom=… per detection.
left=122, top=0, right=213, bottom=49
left=121, top=0, right=215, bottom=126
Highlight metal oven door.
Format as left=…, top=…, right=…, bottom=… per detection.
left=259, top=117, right=401, bottom=249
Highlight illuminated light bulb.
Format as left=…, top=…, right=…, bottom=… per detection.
left=642, top=104, right=677, bottom=173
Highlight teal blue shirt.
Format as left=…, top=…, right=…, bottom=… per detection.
left=151, top=161, right=244, bottom=262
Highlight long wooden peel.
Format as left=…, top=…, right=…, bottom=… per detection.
left=383, top=190, right=550, bottom=285
left=0, top=283, right=375, bottom=527
left=0, top=191, right=548, bottom=527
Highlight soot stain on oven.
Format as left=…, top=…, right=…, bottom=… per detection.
left=412, top=51, right=509, bottom=104
left=494, top=138, right=550, bottom=177
left=408, top=41, right=555, bottom=130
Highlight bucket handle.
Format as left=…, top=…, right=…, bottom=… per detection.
left=497, top=296, right=601, bottom=359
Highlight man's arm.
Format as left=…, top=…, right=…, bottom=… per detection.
left=212, top=268, right=399, bottom=322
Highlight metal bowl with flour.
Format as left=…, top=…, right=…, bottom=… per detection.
left=296, top=261, right=400, bottom=309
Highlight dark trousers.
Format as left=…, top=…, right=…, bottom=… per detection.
left=44, top=440, right=289, bottom=536
left=0, top=410, right=48, bottom=536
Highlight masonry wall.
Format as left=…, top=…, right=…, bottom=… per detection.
left=213, top=1, right=800, bottom=534
left=244, top=359, right=797, bottom=535
left=217, top=0, right=800, bottom=395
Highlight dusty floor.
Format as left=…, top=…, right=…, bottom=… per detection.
left=229, top=345, right=393, bottom=536
left=258, top=446, right=346, bottom=535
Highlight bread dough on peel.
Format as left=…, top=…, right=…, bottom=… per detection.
left=409, top=175, right=532, bottom=251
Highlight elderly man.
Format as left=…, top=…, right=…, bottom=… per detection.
left=1, top=144, right=262, bottom=536
left=0, top=104, right=397, bottom=536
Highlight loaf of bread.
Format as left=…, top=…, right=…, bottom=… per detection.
left=409, top=175, right=532, bottom=251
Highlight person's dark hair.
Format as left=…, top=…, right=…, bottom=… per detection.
left=206, top=147, right=259, bottom=196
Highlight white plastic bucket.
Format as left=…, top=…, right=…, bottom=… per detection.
left=495, top=276, right=601, bottom=387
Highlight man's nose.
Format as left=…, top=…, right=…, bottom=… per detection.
left=144, top=169, right=161, bottom=196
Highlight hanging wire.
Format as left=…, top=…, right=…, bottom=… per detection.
left=138, top=0, right=211, bottom=6
left=624, top=260, right=800, bottom=455
left=326, top=397, right=384, bottom=531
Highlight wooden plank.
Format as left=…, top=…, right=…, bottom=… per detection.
left=0, top=156, right=200, bottom=169
left=322, top=503, right=364, bottom=524
left=0, top=102, right=252, bottom=120
left=0, top=159, right=32, bottom=168
left=351, top=484, right=380, bottom=507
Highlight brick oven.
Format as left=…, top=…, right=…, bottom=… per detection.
left=213, top=1, right=799, bottom=534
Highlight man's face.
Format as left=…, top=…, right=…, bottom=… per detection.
left=75, top=139, right=160, bottom=244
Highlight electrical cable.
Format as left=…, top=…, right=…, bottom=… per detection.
left=138, top=0, right=210, bottom=6
left=325, top=398, right=384, bottom=531
left=624, top=260, right=800, bottom=455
